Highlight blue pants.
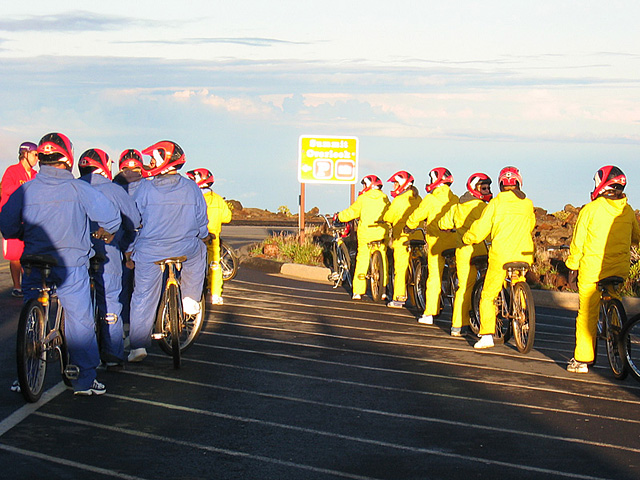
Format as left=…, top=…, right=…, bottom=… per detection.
left=129, top=244, right=207, bottom=349
left=94, top=246, right=125, bottom=363
left=23, top=264, right=99, bottom=392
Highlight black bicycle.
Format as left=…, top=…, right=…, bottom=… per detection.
left=620, top=312, right=640, bottom=382
left=406, top=228, right=428, bottom=312
left=440, top=247, right=458, bottom=310
left=16, top=255, right=78, bottom=402
left=220, top=239, right=238, bottom=282
left=319, top=214, right=353, bottom=290
left=151, top=257, right=205, bottom=369
left=595, top=276, right=628, bottom=380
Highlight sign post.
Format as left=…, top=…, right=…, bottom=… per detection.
left=298, top=135, right=359, bottom=242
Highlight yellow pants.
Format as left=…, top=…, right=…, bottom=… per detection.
left=573, top=280, right=607, bottom=364
left=207, top=238, right=223, bottom=297
left=478, top=261, right=505, bottom=336
left=353, top=239, right=387, bottom=296
left=424, top=250, right=444, bottom=316
left=451, top=245, right=477, bottom=329
left=391, top=240, right=410, bottom=301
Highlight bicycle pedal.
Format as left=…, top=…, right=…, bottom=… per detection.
left=151, top=333, right=165, bottom=340
left=64, top=364, right=80, bottom=380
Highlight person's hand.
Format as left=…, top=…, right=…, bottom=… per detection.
left=124, top=251, right=135, bottom=270
left=568, top=270, right=578, bottom=290
left=92, top=227, right=115, bottom=244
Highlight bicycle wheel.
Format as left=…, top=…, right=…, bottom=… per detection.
left=469, top=277, right=483, bottom=335
left=511, top=282, right=536, bottom=354
left=16, top=299, right=48, bottom=403
left=329, top=242, right=341, bottom=287
left=337, top=242, right=352, bottom=288
left=220, top=240, right=238, bottom=281
left=369, top=250, right=384, bottom=302
left=411, top=257, right=427, bottom=313
left=621, top=313, right=640, bottom=382
left=180, top=295, right=205, bottom=353
left=604, top=298, right=628, bottom=380
left=493, top=288, right=511, bottom=345
left=155, top=283, right=183, bottom=368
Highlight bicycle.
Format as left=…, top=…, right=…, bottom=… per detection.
left=16, top=254, right=79, bottom=402
left=470, top=261, right=536, bottom=354
left=468, top=254, right=488, bottom=335
left=151, top=256, right=205, bottom=369
left=318, top=214, right=353, bottom=290
left=594, top=276, right=628, bottom=380
left=405, top=228, right=428, bottom=313
left=440, top=247, right=458, bottom=311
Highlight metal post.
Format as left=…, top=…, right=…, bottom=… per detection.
left=299, top=183, right=306, bottom=244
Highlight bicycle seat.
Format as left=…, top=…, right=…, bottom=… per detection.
left=503, top=261, right=530, bottom=270
left=20, top=254, right=58, bottom=269
left=470, top=255, right=488, bottom=267
left=155, top=256, right=187, bottom=266
left=597, top=276, right=625, bottom=288
left=407, top=239, right=426, bottom=248
left=442, top=248, right=456, bottom=259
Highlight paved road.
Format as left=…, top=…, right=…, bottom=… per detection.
left=0, top=232, right=639, bottom=479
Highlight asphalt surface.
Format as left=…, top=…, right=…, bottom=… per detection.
left=0, top=227, right=639, bottom=479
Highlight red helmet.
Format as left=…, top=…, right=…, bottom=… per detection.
left=186, top=168, right=215, bottom=189
left=467, top=173, right=493, bottom=202
left=359, top=175, right=383, bottom=195
left=78, top=149, right=112, bottom=180
left=387, top=171, right=414, bottom=198
left=498, top=166, right=522, bottom=188
left=142, top=140, right=185, bottom=176
left=591, top=165, right=626, bottom=201
left=426, top=167, right=454, bottom=193
left=37, top=132, right=73, bottom=168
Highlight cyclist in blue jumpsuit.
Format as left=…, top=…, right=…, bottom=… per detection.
left=79, top=148, right=141, bottom=370
left=0, top=133, right=121, bottom=396
left=127, top=141, right=209, bottom=363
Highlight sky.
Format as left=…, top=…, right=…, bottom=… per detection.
left=1, top=1, right=640, bottom=215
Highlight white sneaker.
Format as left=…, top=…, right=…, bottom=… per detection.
left=183, top=297, right=201, bottom=315
left=74, top=379, right=106, bottom=396
left=417, top=315, right=433, bottom=325
left=387, top=300, right=405, bottom=309
left=474, top=335, right=494, bottom=349
left=352, top=293, right=362, bottom=300
left=567, top=358, right=589, bottom=373
left=128, top=347, right=147, bottom=363
left=381, top=293, right=388, bottom=301
left=209, top=295, right=224, bottom=305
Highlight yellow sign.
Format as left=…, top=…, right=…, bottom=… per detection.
left=298, top=135, right=359, bottom=184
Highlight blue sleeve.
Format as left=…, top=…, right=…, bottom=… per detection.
left=194, top=183, right=209, bottom=239
left=0, top=185, right=25, bottom=239
left=75, top=181, right=121, bottom=233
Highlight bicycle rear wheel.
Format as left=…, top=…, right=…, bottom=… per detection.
left=369, top=250, right=384, bottom=302
left=337, top=242, right=352, bottom=289
left=469, top=277, right=483, bottom=335
left=155, top=283, right=182, bottom=368
left=511, top=282, right=536, bottom=354
left=16, top=299, right=48, bottom=403
left=220, top=240, right=238, bottom=281
left=411, top=257, right=427, bottom=313
left=604, top=298, right=628, bottom=380
left=621, top=313, right=640, bottom=382
left=493, top=288, right=511, bottom=345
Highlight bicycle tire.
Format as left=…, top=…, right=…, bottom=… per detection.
left=469, top=276, right=483, bottom=335
left=511, top=282, right=536, bottom=354
left=16, top=299, right=48, bottom=403
left=493, top=288, right=511, bottom=345
left=411, top=257, right=427, bottom=313
left=369, top=250, right=384, bottom=302
left=337, top=242, right=352, bottom=289
left=330, top=242, right=341, bottom=287
left=180, top=295, right=206, bottom=353
left=168, top=283, right=182, bottom=369
left=621, top=313, right=640, bottom=382
left=604, top=298, right=628, bottom=380
left=220, top=240, right=238, bottom=281
left=57, top=305, right=72, bottom=388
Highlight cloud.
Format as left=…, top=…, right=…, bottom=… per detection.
left=0, top=11, right=142, bottom=32
left=123, top=37, right=311, bottom=47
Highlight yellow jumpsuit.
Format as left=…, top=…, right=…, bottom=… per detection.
left=565, top=195, right=640, bottom=363
left=462, top=190, right=535, bottom=336
left=383, top=188, right=422, bottom=301
left=338, top=188, right=390, bottom=296
left=406, top=185, right=459, bottom=316
left=438, top=192, right=488, bottom=329
left=203, top=190, right=233, bottom=297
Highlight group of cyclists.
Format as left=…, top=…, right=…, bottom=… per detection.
left=0, top=133, right=231, bottom=396
left=335, top=164, right=639, bottom=373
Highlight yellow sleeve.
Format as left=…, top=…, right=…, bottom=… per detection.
left=462, top=198, right=494, bottom=245
left=406, top=197, right=429, bottom=230
left=566, top=206, right=589, bottom=271
left=438, top=204, right=457, bottom=231
left=338, top=196, right=363, bottom=223
left=221, top=199, right=232, bottom=224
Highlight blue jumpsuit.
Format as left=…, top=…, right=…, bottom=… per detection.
left=128, top=173, right=209, bottom=350
left=80, top=173, right=141, bottom=364
left=0, top=165, right=121, bottom=392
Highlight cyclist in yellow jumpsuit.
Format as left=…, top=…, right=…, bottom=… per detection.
left=565, top=166, right=640, bottom=373
left=438, top=173, right=492, bottom=336
left=383, top=171, right=422, bottom=308
left=186, top=168, right=232, bottom=305
left=338, top=175, right=390, bottom=300
left=462, top=166, right=535, bottom=349
left=406, top=168, right=458, bottom=325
